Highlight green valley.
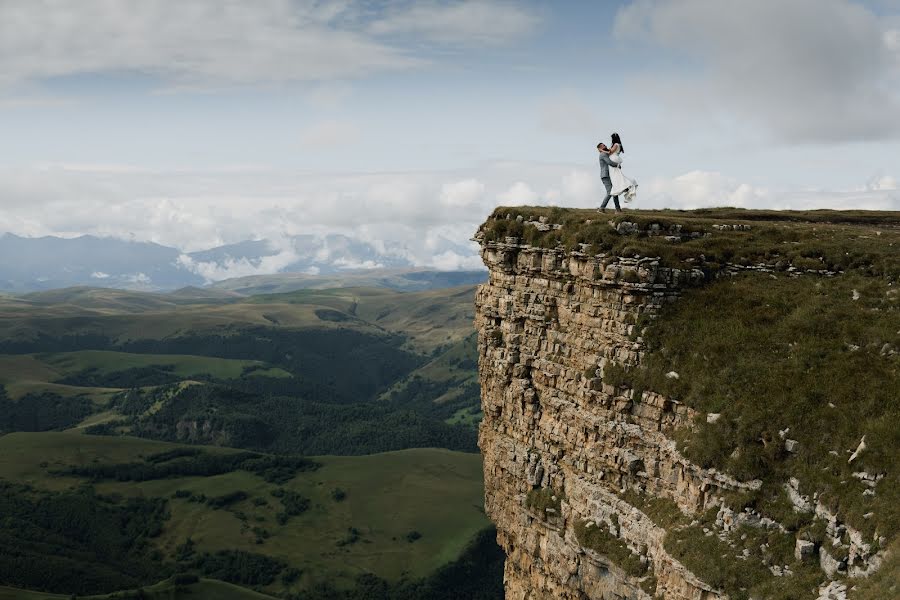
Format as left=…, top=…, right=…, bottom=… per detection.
left=0, top=283, right=498, bottom=599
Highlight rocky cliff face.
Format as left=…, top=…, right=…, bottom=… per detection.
left=476, top=236, right=732, bottom=599
left=473, top=217, right=889, bottom=600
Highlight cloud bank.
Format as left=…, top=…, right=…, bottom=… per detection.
left=614, top=0, right=900, bottom=142
left=0, top=161, right=897, bottom=281
left=0, top=0, right=538, bottom=89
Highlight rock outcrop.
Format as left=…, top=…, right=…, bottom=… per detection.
left=474, top=210, right=896, bottom=600
left=475, top=211, right=891, bottom=600
left=476, top=237, right=737, bottom=599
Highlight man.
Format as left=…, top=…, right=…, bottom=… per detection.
left=597, top=142, right=620, bottom=213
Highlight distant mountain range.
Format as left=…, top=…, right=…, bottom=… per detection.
left=0, top=232, right=483, bottom=292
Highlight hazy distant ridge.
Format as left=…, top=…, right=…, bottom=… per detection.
left=0, top=232, right=482, bottom=292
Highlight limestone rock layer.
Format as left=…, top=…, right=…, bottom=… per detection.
left=476, top=240, right=743, bottom=600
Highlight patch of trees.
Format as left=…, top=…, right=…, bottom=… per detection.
left=291, top=527, right=504, bottom=600
left=386, top=376, right=481, bottom=421
left=0, top=387, right=94, bottom=432
left=57, top=365, right=184, bottom=388
left=289, top=404, right=477, bottom=455
left=144, top=447, right=202, bottom=463
left=2, top=325, right=424, bottom=406
left=271, top=488, right=310, bottom=524
left=405, top=530, right=422, bottom=543
left=83, top=418, right=129, bottom=435
left=205, top=490, right=249, bottom=509
left=193, top=550, right=286, bottom=586
left=117, top=386, right=170, bottom=416
left=0, top=332, right=113, bottom=354
left=56, top=449, right=319, bottom=483
left=0, top=483, right=169, bottom=595
left=314, top=308, right=354, bottom=322
left=115, top=382, right=478, bottom=455
left=335, top=527, right=361, bottom=547
left=121, top=327, right=423, bottom=404
left=240, top=364, right=270, bottom=376
left=174, top=540, right=286, bottom=587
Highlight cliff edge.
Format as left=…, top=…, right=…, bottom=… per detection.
left=474, top=208, right=900, bottom=600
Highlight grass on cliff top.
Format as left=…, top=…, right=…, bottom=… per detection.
left=480, top=206, right=900, bottom=276
left=617, top=271, right=899, bottom=545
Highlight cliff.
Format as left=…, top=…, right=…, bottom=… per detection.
left=474, top=208, right=900, bottom=600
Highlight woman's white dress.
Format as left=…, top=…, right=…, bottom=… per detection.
left=608, top=150, right=638, bottom=203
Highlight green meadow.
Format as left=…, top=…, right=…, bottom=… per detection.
left=0, top=350, right=289, bottom=400
left=39, top=350, right=290, bottom=380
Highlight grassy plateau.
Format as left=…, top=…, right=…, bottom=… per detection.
left=495, top=207, right=900, bottom=600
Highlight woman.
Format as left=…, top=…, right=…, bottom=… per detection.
left=606, top=133, right=638, bottom=203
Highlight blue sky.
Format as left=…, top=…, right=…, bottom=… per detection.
left=1, top=0, right=899, bottom=275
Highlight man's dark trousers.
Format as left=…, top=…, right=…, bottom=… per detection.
left=600, top=177, right=620, bottom=210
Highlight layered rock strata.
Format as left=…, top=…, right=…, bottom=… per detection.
left=475, top=218, right=890, bottom=600
left=475, top=238, right=758, bottom=600
left=476, top=238, right=744, bottom=599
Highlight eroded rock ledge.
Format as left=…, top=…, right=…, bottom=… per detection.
left=474, top=212, right=892, bottom=600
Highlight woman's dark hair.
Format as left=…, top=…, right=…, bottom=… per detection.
left=611, top=132, right=623, bottom=153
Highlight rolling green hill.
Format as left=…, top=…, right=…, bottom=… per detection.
left=0, top=351, right=289, bottom=398
left=0, top=284, right=475, bottom=353
left=0, top=432, right=488, bottom=595
left=0, top=284, right=480, bottom=449
left=208, top=269, right=486, bottom=296
left=0, top=282, right=491, bottom=598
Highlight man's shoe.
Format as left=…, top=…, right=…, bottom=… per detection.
left=598, top=208, right=606, bottom=213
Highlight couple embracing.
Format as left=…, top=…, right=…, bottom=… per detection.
left=597, top=132, right=637, bottom=213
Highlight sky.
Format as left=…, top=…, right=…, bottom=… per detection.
left=1, top=0, right=899, bottom=275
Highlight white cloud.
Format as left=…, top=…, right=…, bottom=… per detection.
left=614, top=0, right=900, bottom=142
left=498, top=181, right=539, bottom=205
left=867, top=174, right=898, bottom=191
left=177, top=248, right=301, bottom=282
left=0, top=0, right=417, bottom=88
left=1, top=162, right=897, bottom=278
left=439, top=179, right=485, bottom=208
left=561, top=170, right=599, bottom=206
left=369, top=1, right=539, bottom=46
left=332, top=258, right=384, bottom=270
left=429, top=249, right=484, bottom=271
left=635, top=170, right=900, bottom=212
left=0, top=1, right=540, bottom=90
left=886, top=28, right=900, bottom=54
left=91, top=271, right=110, bottom=279
left=638, top=171, right=772, bottom=210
